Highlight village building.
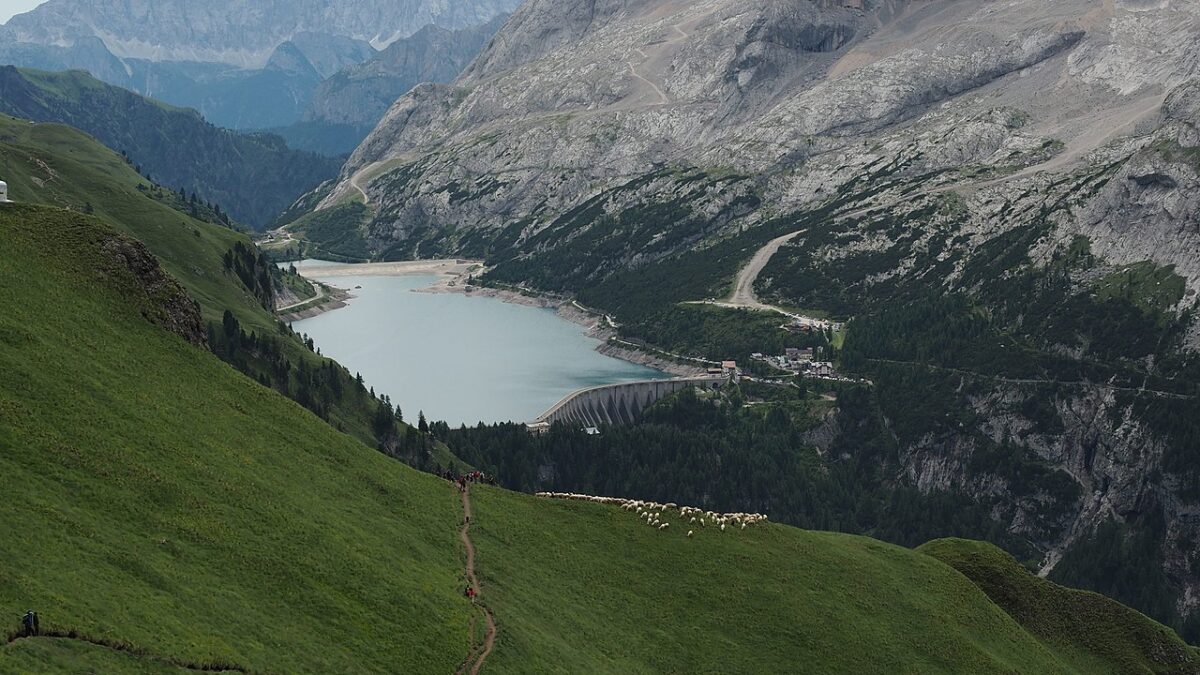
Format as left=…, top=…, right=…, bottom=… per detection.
left=786, top=347, right=814, bottom=362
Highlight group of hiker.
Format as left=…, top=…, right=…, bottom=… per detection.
left=19, top=610, right=39, bottom=638
left=442, top=470, right=496, bottom=491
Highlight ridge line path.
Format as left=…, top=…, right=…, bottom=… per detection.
left=457, top=486, right=496, bottom=675
left=2, top=630, right=248, bottom=673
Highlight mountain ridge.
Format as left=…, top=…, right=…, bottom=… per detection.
left=0, top=66, right=341, bottom=228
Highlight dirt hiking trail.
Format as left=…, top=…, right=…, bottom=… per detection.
left=457, top=486, right=497, bottom=675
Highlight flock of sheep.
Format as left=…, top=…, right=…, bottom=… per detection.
left=536, top=492, right=768, bottom=538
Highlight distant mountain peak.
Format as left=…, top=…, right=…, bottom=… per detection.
left=4, top=0, right=525, bottom=67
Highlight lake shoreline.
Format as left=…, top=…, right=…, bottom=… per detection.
left=279, top=285, right=354, bottom=323
left=285, top=263, right=673, bottom=425
left=285, top=259, right=480, bottom=323
left=295, top=259, right=703, bottom=379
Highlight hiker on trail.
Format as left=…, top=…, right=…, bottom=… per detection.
left=21, top=610, right=37, bottom=637
left=465, top=586, right=477, bottom=602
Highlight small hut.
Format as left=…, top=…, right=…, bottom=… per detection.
left=0, top=180, right=9, bottom=203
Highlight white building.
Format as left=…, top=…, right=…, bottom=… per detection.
left=0, top=180, right=8, bottom=203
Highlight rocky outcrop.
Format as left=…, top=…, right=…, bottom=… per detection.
left=283, top=32, right=376, bottom=80
left=326, top=0, right=1200, bottom=242
left=99, top=233, right=207, bottom=348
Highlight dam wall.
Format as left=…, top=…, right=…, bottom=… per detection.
left=530, top=375, right=729, bottom=429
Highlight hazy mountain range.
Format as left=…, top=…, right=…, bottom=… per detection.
left=0, top=0, right=516, bottom=147
left=0, top=0, right=523, bottom=67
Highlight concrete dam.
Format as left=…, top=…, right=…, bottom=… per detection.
left=529, top=375, right=729, bottom=429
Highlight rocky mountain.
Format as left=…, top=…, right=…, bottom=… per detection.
left=282, top=32, right=377, bottom=80
left=304, top=0, right=1200, bottom=638
left=2, top=0, right=525, bottom=68
left=0, top=30, right=368, bottom=131
left=305, top=15, right=508, bottom=131
left=0, top=66, right=341, bottom=228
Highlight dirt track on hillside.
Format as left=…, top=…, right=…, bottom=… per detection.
left=456, top=487, right=497, bottom=675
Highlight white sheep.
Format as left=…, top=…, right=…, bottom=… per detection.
left=687, top=531, right=694, bottom=538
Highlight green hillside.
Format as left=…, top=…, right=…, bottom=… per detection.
left=921, top=539, right=1200, bottom=675
left=3, top=206, right=1197, bottom=672
left=3, top=638, right=190, bottom=674
left=470, top=489, right=1200, bottom=674
left=0, top=207, right=470, bottom=672
left=0, top=66, right=341, bottom=228
left=0, top=113, right=451, bottom=464
left=0, top=113, right=271, bottom=329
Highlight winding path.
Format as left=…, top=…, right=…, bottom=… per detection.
left=276, top=284, right=328, bottom=314
left=456, top=487, right=496, bottom=675
left=625, top=13, right=697, bottom=107
left=627, top=56, right=670, bottom=107
left=349, top=167, right=374, bottom=206
left=693, top=228, right=836, bottom=329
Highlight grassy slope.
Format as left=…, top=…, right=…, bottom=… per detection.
left=3, top=639, right=185, bottom=674
left=0, top=207, right=470, bottom=672
left=0, top=114, right=268, bottom=331
left=921, top=539, right=1200, bottom=675
left=471, top=486, right=1085, bottom=675
left=0, top=114, right=421, bottom=450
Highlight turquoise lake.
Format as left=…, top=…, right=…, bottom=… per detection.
left=289, top=263, right=666, bottom=426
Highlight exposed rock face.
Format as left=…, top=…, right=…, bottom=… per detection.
left=284, top=32, right=377, bottom=80
left=2, top=0, right=525, bottom=68
left=100, top=233, right=207, bottom=348
left=312, top=0, right=1200, bottom=628
left=305, top=16, right=507, bottom=128
left=326, top=0, right=1200, bottom=294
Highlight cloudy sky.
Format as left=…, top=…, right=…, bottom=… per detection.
left=0, top=0, right=45, bottom=23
